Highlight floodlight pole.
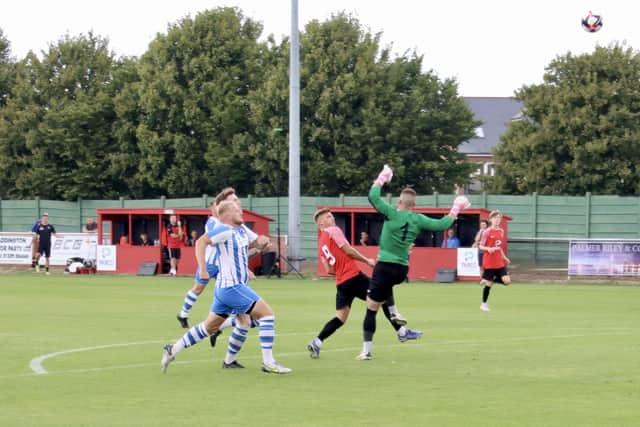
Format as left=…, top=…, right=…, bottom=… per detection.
left=273, top=128, right=284, bottom=278
left=288, top=0, right=302, bottom=272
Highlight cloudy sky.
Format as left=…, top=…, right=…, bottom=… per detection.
left=1, top=0, right=636, bottom=96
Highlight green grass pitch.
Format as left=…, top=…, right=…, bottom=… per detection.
left=1, top=273, right=638, bottom=426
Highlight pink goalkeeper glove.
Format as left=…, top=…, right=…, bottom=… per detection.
left=449, top=195, right=471, bottom=217
left=373, top=164, right=393, bottom=187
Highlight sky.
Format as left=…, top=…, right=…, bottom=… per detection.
left=1, top=0, right=637, bottom=96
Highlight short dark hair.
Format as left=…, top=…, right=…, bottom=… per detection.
left=313, top=208, right=331, bottom=223
left=215, top=187, right=236, bottom=205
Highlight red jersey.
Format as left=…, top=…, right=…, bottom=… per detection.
left=166, top=223, right=183, bottom=249
left=480, top=227, right=506, bottom=269
left=318, top=226, right=361, bottom=285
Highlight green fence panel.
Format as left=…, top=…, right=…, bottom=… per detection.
left=4, top=193, right=640, bottom=263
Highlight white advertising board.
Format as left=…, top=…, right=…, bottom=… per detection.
left=457, top=248, right=481, bottom=276
left=96, top=245, right=117, bottom=271
left=0, top=233, right=33, bottom=265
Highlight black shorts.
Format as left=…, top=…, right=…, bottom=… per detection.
left=335, top=272, right=370, bottom=309
left=168, top=248, right=181, bottom=260
left=482, top=267, right=508, bottom=283
left=38, top=242, right=51, bottom=258
left=368, top=261, right=409, bottom=303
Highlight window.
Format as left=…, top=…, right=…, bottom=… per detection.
left=483, top=162, right=496, bottom=176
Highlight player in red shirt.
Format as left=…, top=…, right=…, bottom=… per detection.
left=478, top=210, right=512, bottom=311
left=307, top=208, right=420, bottom=359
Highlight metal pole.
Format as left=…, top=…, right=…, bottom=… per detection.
left=288, top=0, right=301, bottom=272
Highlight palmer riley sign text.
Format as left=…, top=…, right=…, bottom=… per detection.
left=569, top=240, right=640, bottom=276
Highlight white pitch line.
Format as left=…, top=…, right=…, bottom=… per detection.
left=28, top=331, right=333, bottom=375
left=29, top=340, right=166, bottom=375
left=27, top=330, right=633, bottom=376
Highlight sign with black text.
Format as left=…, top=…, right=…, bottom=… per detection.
left=0, top=233, right=33, bottom=264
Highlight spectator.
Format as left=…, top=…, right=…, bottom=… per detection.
left=187, top=229, right=198, bottom=247
left=473, top=219, right=490, bottom=267
left=30, top=217, right=41, bottom=270
left=33, top=212, right=61, bottom=275
left=119, top=234, right=129, bottom=245
left=139, top=232, right=152, bottom=246
left=359, top=231, right=369, bottom=246
left=166, top=215, right=184, bottom=276
left=441, top=228, right=460, bottom=248
left=82, top=217, right=98, bottom=233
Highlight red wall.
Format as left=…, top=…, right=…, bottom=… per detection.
left=99, top=208, right=271, bottom=277
left=115, top=246, right=162, bottom=275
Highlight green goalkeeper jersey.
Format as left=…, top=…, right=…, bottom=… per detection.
left=369, top=186, right=454, bottom=265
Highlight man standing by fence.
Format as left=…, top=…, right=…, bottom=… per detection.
left=33, top=212, right=61, bottom=275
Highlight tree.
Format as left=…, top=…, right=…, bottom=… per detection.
left=492, top=44, right=640, bottom=195
left=245, top=14, right=477, bottom=196
left=0, top=33, right=126, bottom=199
left=0, top=28, right=14, bottom=108
left=131, top=7, right=265, bottom=197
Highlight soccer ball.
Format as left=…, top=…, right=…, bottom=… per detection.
left=582, top=11, right=603, bottom=33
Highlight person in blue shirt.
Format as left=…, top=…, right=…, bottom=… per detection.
left=442, top=228, right=460, bottom=248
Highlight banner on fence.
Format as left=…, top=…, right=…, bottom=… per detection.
left=49, top=233, right=98, bottom=266
left=568, top=239, right=640, bottom=276
left=0, top=232, right=98, bottom=266
left=457, top=248, right=481, bottom=276
left=0, top=233, right=33, bottom=264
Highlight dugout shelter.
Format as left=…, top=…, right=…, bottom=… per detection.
left=96, top=208, right=272, bottom=275
left=316, top=206, right=511, bottom=281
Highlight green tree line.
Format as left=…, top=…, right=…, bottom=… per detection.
left=4, top=8, right=638, bottom=199
left=490, top=44, right=640, bottom=196
left=0, top=8, right=477, bottom=200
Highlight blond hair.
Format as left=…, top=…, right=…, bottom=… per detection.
left=215, top=187, right=236, bottom=205
left=399, top=187, right=417, bottom=208
left=217, top=200, right=236, bottom=217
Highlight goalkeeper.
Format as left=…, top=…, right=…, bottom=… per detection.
left=356, top=165, right=471, bottom=360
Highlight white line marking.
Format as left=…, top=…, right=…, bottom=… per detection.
left=29, top=340, right=166, bottom=375
left=26, top=330, right=633, bottom=376
left=28, top=331, right=327, bottom=375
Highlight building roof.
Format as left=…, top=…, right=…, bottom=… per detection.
left=458, top=97, right=523, bottom=155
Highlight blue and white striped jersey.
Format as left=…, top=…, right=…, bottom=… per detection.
left=205, top=223, right=258, bottom=288
left=205, top=216, right=218, bottom=234
left=204, top=217, right=220, bottom=266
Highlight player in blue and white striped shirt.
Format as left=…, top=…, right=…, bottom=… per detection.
left=176, top=200, right=220, bottom=329
left=175, top=189, right=260, bottom=345
left=161, top=200, right=291, bottom=374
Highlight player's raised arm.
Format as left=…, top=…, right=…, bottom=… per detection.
left=448, top=195, right=471, bottom=220
left=368, top=164, right=396, bottom=218
left=416, top=212, right=454, bottom=232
